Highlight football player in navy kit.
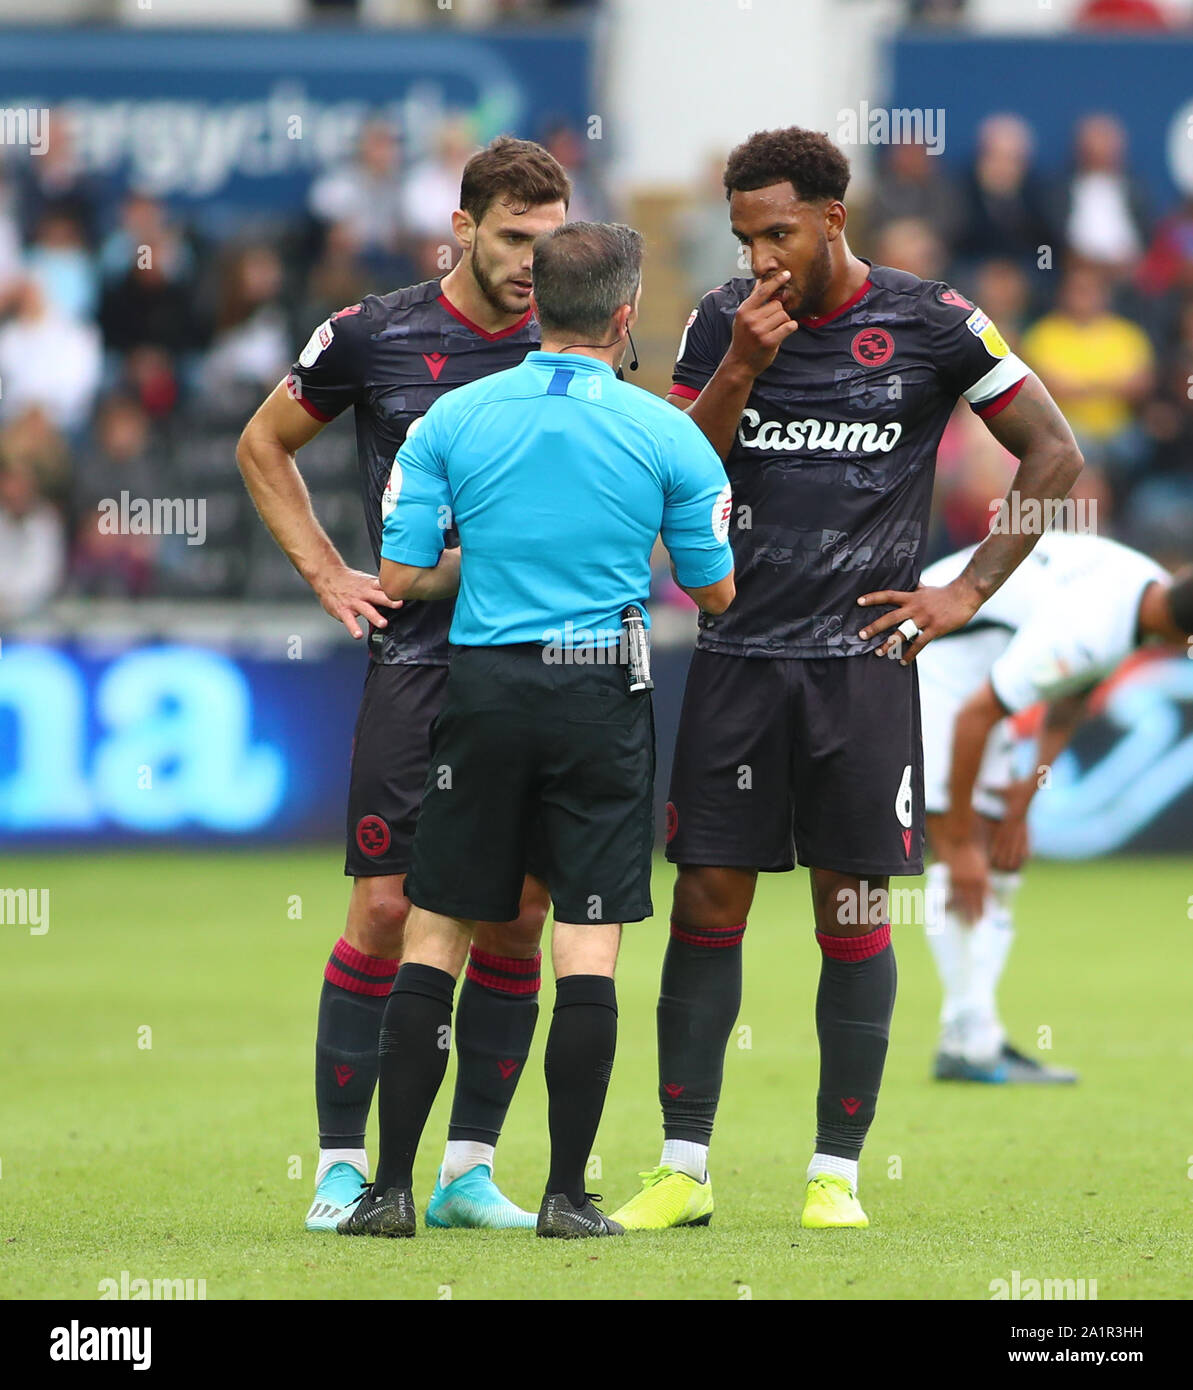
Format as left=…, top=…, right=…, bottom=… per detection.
left=611, top=127, right=1083, bottom=1233
left=237, top=137, right=569, bottom=1232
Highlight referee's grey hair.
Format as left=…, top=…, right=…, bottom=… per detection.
left=532, top=221, right=644, bottom=341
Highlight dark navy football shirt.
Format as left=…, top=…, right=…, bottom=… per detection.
left=671, top=262, right=1029, bottom=659
left=287, top=278, right=539, bottom=665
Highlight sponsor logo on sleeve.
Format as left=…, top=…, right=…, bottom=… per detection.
left=711, top=483, right=732, bottom=542
left=965, top=307, right=1009, bottom=359
left=381, top=460, right=402, bottom=520
left=298, top=319, right=334, bottom=367
left=676, top=306, right=699, bottom=363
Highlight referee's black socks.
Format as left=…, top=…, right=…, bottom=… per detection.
left=544, top=974, right=617, bottom=1206
left=814, top=924, right=896, bottom=1158
left=374, top=963, right=456, bottom=1193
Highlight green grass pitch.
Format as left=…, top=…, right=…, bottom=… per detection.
left=2, top=850, right=1189, bottom=1301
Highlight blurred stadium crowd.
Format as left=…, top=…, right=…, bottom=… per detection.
left=1, top=99, right=1191, bottom=624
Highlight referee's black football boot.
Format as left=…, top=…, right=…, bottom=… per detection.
left=336, top=1183, right=417, bottom=1237
left=536, top=1191, right=625, bottom=1239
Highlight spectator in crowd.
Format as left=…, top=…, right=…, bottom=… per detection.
left=13, top=108, right=104, bottom=251
left=98, top=225, right=200, bottom=358
left=0, top=277, right=102, bottom=436
left=308, top=118, right=411, bottom=264
left=68, top=392, right=162, bottom=600
left=1058, top=113, right=1150, bottom=279
left=675, top=151, right=740, bottom=308
left=25, top=209, right=98, bottom=323
left=957, top=114, right=1052, bottom=270
left=301, top=219, right=372, bottom=327
left=868, top=141, right=965, bottom=250
left=1137, top=193, right=1193, bottom=298
left=98, top=192, right=197, bottom=290
left=200, top=244, right=292, bottom=411
left=0, top=460, right=66, bottom=620
left=400, top=116, right=476, bottom=242
left=74, top=392, right=158, bottom=514
left=1129, top=297, right=1193, bottom=544
left=970, top=257, right=1032, bottom=352
left=1021, top=261, right=1154, bottom=501
left=541, top=119, right=611, bottom=223
left=0, top=404, right=71, bottom=506
left=872, top=216, right=948, bottom=282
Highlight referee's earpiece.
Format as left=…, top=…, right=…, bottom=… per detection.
left=627, top=328, right=639, bottom=372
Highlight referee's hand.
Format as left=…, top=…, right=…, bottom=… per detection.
left=727, top=270, right=801, bottom=377
left=856, top=577, right=983, bottom=663
left=314, top=564, right=398, bottom=639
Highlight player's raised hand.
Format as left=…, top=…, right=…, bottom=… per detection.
left=856, top=576, right=984, bottom=663
left=314, top=564, right=397, bottom=639
left=727, top=270, right=801, bottom=377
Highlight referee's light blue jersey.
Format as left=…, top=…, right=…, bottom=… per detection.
left=379, top=350, right=733, bottom=647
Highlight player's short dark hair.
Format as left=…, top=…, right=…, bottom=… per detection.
left=532, top=221, right=643, bottom=340
left=724, top=127, right=851, bottom=205
left=459, top=135, right=571, bottom=225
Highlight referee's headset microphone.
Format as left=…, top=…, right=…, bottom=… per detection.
left=554, top=328, right=637, bottom=377
left=617, top=329, right=640, bottom=379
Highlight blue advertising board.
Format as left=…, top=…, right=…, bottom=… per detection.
left=889, top=33, right=1193, bottom=214
left=1, top=641, right=1191, bottom=855
left=0, top=26, right=593, bottom=233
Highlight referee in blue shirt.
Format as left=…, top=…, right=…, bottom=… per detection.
left=338, top=222, right=735, bottom=1240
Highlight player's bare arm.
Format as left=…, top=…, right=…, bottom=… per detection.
left=859, top=375, right=1083, bottom=661
left=988, top=691, right=1087, bottom=874
left=667, top=270, right=800, bottom=455
left=379, top=548, right=461, bottom=602
left=237, top=380, right=393, bottom=639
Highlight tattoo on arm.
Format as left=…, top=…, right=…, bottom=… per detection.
left=960, top=375, right=1083, bottom=603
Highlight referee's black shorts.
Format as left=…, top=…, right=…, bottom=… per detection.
left=406, top=644, right=655, bottom=926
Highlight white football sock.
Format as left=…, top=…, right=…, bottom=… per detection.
left=661, top=1139, right=708, bottom=1182
left=808, top=1152, right=858, bottom=1190
left=316, top=1147, right=368, bottom=1187
left=441, top=1139, right=495, bottom=1185
left=964, top=869, right=1019, bottom=1058
left=923, top=862, right=974, bottom=1048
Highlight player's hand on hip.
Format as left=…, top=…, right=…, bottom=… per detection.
left=727, top=270, right=801, bottom=376
left=314, top=564, right=397, bottom=639
left=945, top=839, right=990, bottom=925
left=856, top=577, right=983, bottom=663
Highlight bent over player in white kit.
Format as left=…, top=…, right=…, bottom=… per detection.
left=917, top=531, right=1193, bottom=1082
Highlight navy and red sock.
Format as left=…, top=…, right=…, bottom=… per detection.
left=315, top=936, right=399, bottom=1149
left=813, top=923, right=896, bottom=1159
left=657, top=918, right=746, bottom=1145
left=447, top=947, right=541, bottom=1144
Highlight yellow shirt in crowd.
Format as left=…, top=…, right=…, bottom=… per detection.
left=1021, top=312, right=1153, bottom=441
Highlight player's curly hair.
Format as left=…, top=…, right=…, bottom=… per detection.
left=724, top=127, right=850, bottom=204
left=460, top=135, right=571, bottom=224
